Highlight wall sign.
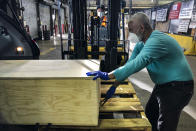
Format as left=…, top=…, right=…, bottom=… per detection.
left=179, top=0, right=194, bottom=19
left=191, top=4, right=196, bottom=21
left=144, top=9, right=151, bottom=20
left=156, top=8, right=168, bottom=22
left=152, top=11, right=156, bottom=20
left=169, top=2, right=182, bottom=19
left=178, top=19, right=190, bottom=32
left=189, top=21, right=196, bottom=28
left=169, top=19, right=180, bottom=33
left=191, top=12, right=196, bottom=21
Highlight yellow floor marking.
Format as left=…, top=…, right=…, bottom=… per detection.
left=190, top=56, right=196, bottom=60
left=40, top=48, right=55, bottom=56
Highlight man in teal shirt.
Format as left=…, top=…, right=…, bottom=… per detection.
left=87, top=13, right=194, bottom=131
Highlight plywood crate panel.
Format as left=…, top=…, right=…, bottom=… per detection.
left=0, top=60, right=100, bottom=126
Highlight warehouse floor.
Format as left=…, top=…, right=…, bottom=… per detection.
left=37, top=36, right=196, bottom=131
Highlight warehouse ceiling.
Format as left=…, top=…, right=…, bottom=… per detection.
left=45, top=0, right=180, bottom=9
left=86, top=0, right=178, bottom=8
left=0, top=0, right=180, bottom=8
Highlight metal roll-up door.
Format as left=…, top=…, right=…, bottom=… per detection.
left=61, top=8, right=65, bottom=33
left=22, top=0, right=38, bottom=39
left=39, top=4, right=50, bottom=31
left=61, top=8, right=65, bottom=24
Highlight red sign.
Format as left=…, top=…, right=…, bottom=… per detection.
left=169, top=2, right=182, bottom=19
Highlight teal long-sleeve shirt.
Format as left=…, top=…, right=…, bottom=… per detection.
left=113, top=30, right=193, bottom=84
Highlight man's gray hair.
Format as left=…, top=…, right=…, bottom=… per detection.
left=129, top=12, right=152, bottom=30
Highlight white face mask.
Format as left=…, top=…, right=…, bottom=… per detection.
left=136, top=26, right=145, bottom=42
left=128, top=33, right=139, bottom=43
left=136, top=33, right=143, bottom=41
left=129, top=24, right=144, bottom=42
left=135, top=26, right=144, bottom=42
left=98, top=12, right=104, bottom=18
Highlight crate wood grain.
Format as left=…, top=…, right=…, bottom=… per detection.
left=0, top=60, right=100, bottom=126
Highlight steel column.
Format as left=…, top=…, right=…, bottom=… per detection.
left=50, top=6, right=53, bottom=36
left=72, top=0, right=87, bottom=59
left=36, top=0, right=42, bottom=40
left=103, top=0, right=120, bottom=72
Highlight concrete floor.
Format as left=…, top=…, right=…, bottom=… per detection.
left=37, top=37, right=196, bottom=131
left=38, top=37, right=63, bottom=60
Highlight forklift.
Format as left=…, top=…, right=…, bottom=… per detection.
left=0, top=0, right=40, bottom=60
left=63, top=0, right=128, bottom=73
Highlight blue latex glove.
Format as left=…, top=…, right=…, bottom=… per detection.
left=101, top=86, right=117, bottom=106
left=86, top=71, right=110, bottom=80
left=105, top=86, right=117, bottom=99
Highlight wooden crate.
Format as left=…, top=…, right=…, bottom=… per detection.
left=0, top=60, right=100, bottom=126
left=39, top=82, right=151, bottom=131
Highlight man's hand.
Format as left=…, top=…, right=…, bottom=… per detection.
left=86, top=71, right=110, bottom=80
left=101, top=86, right=117, bottom=106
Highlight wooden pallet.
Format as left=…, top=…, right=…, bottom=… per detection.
left=39, top=81, right=151, bottom=131
left=101, top=79, right=129, bottom=85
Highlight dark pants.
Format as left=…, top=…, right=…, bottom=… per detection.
left=145, top=80, right=194, bottom=131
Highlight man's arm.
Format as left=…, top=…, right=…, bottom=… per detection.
left=127, top=42, right=144, bottom=62
left=113, top=38, right=168, bottom=81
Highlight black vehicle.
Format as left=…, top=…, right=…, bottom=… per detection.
left=0, top=0, right=40, bottom=60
